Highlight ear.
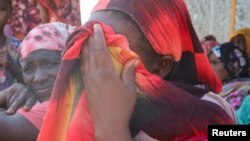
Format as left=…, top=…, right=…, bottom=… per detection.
left=153, top=55, right=174, bottom=78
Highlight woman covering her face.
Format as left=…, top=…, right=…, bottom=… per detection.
left=38, top=0, right=236, bottom=140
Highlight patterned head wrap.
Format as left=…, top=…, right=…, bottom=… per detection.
left=19, top=22, right=76, bottom=59
left=211, top=42, right=249, bottom=80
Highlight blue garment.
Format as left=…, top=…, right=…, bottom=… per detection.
left=236, top=95, right=250, bottom=125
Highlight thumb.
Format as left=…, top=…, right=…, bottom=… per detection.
left=121, top=59, right=139, bottom=92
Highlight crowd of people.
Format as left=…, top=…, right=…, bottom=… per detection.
left=204, top=29, right=250, bottom=125
left=0, top=0, right=249, bottom=141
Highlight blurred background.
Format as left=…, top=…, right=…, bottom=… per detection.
left=185, top=0, right=250, bottom=42
left=7, top=0, right=250, bottom=43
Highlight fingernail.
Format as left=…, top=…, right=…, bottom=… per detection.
left=134, top=60, right=140, bottom=67
left=6, top=108, right=14, bottom=114
left=23, top=106, right=29, bottom=111
left=94, top=24, right=100, bottom=32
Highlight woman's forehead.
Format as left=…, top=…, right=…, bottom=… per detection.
left=22, top=49, right=61, bottom=63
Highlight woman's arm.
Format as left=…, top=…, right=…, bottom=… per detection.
left=0, top=111, right=39, bottom=141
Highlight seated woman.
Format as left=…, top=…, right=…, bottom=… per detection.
left=0, top=22, right=75, bottom=141
left=208, top=42, right=250, bottom=112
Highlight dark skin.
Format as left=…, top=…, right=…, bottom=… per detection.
left=84, top=10, right=234, bottom=141
left=82, top=24, right=138, bottom=141
left=89, top=11, right=173, bottom=76
left=0, top=49, right=61, bottom=141
left=0, top=83, right=36, bottom=113
left=21, top=50, right=61, bottom=102
left=81, top=11, right=175, bottom=141
left=208, top=53, right=229, bottom=82
left=4, top=10, right=231, bottom=141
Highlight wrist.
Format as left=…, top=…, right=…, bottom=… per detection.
left=0, top=90, right=7, bottom=107
left=94, top=124, right=132, bottom=141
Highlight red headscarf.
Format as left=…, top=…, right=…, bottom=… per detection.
left=93, top=0, right=222, bottom=93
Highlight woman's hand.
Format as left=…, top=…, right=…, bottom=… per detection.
left=81, top=24, right=138, bottom=141
left=0, top=83, right=37, bottom=114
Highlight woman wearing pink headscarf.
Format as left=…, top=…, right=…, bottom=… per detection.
left=0, top=22, right=75, bottom=141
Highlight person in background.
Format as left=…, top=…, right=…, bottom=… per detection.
left=230, top=28, right=250, bottom=58
left=0, top=22, right=75, bottom=141
left=200, top=34, right=219, bottom=54
left=38, top=0, right=236, bottom=141
left=0, top=0, right=23, bottom=91
left=236, top=95, right=250, bottom=124
left=8, top=0, right=81, bottom=40
left=39, top=0, right=81, bottom=26
left=208, top=42, right=250, bottom=112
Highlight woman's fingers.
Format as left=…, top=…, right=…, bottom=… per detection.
left=92, top=24, right=114, bottom=69
left=82, top=24, right=118, bottom=91
left=121, top=59, right=139, bottom=93
left=80, top=24, right=138, bottom=137
left=6, top=91, right=27, bottom=114
left=5, top=84, right=36, bottom=115
left=6, top=88, right=31, bottom=114
left=82, top=42, right=92, bottom=95
left=23, top=95, right=37, bottom=111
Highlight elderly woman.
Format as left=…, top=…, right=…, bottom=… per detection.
left=208, top=42, right=250, bottom=113
left=0, top=22, right=75, bottom=141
